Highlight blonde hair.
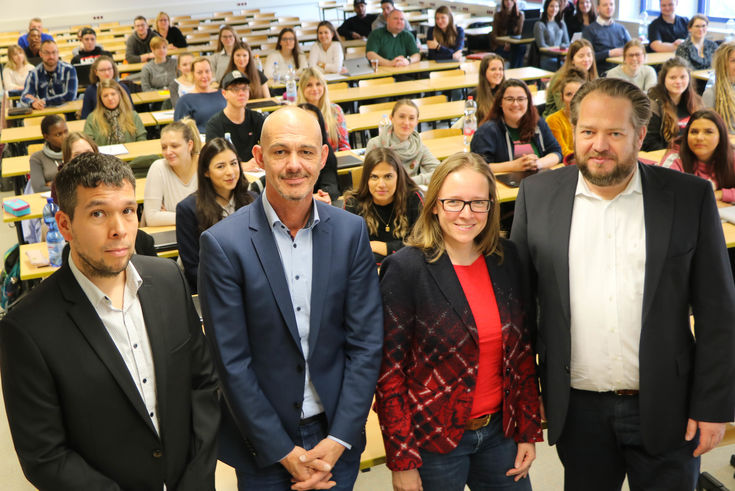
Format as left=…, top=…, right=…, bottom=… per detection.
left=405, top=152, right=502, bottom=263
left=713, top=42, right=735, bottom=132
left=155, top=11, right=170, bottom=29
left=149, top=36, right=166, bottom=50
left=6, top=45, right=26, bottom=70
left=90, top=79, right=137, bottom=138
left=161, top=118, right=202, bottom=158
left=297, top=67, right=338, bottom=147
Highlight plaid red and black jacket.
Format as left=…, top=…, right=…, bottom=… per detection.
left=376, top=241, right=543, bottom=471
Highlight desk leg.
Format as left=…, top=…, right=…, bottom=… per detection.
left=13, top=222, right=25, bottom=245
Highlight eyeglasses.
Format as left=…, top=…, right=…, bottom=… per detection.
left=691, top=24, right=707, bottom=29
left=97, top=66, right=114, bottom=72
left=502, top=96, right=527, bottom=104
left=227, top=86, right=250, bottom=93
left=281, top=37, right=296, bottom=42
left=438, top=199, right=492, bottom=213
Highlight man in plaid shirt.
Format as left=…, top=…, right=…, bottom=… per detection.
left=21, top=40, right=78, bottom=110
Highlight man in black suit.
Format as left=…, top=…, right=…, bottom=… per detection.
left=0, top=153, right=220, bottom=490
left=511, top=78, right=735, bottom=490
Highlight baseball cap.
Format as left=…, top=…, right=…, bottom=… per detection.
left=221, top=70, right=250, bottom=89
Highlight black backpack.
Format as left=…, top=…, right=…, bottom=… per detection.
left=1, top=244, right=23, bottom=311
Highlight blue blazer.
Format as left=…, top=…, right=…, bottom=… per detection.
left=198, top=195, right=384, bottom=468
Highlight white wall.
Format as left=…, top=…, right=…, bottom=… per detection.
left=0, top=0, right=321, bottom=32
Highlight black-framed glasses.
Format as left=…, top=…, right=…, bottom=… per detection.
left=438, top=199, right=492, bottom=213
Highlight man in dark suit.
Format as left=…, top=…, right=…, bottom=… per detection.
left=510, top=78, right=735, bottom=490
left=198, top=106, right=383, bottom=491
left=0, top=153, right=220, bottom=490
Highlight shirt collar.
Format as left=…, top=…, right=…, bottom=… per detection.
left=596, top=16, right=615, bottom=26
left=261, top=191, right=320, bottom=231
left=69, top=253, right=143, bottom=308
left=575, top=162, right=642, bottom=201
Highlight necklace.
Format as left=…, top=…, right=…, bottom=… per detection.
left=373, top=203, right=394, bottom=233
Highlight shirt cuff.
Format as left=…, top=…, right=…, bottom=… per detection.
left=327, top=435, right=352, bottom=450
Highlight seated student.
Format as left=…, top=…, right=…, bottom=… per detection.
left=545, top=68, right=585, bottom=158
left=373, top=0, right=412, bottom=30
left=70, top=27, right=112, bottom=65
left=309, top=21, right=344, bottom=74
left=344, top=147, right=422, bottom=263
left=17, top=18, right=54, bottom=51
left=21, top=41, right=77, bottom=109
left=210, top=26, right=239, bottom=83
left=582, top=0, right=629, bottom=73
left=366, top=99, right=439, bottom=186
left=62, top=132, right=98, bottom=163
left=660, top=109, right=735, bottom=204
left=84, top=79, right=146, bottom=145
left=703, top=42, right=735, bottom=134
left=29, top=115, right=68, bottom=193
left=643, top=56, right=702, bottom=151
left=543, top=38, right=597, bottom=117
left=205, top=70, right=265, bottom=171
left=606, top=40, right=657, bottom=91
left=490, top=0, right=526, bottom=68
left=564, top=0, right=596, bottom=38
left=176, top=138, right=255, bottom=293
left=169, top=52, right=195, bottom=108
left=297, top=67, right=350, bottom=151
left=471, top=78, right=562, bottom=173
left=126, top=15, right=158, bottom=63
left=144, top=119, right=200, bottom=226
left=534, top=0, right=570, bottom=70
left=647, top=0, right=688, bottom=53
left=367, top=9, right=420, bottom=67
left=174, top=57, right=226, bottom=132
left=426, top=6, right=465, bottom=61
left=675, top=15, right=717, bottom=71
left=338, top=0, right=378, bottom=40
left=473, top=54, right=506, bottom=125
left=3, top=46, right=34, bottom=92
left=23, top=28, right=43, bottom=65
left=154, top=11, right=188, bottom=48
left=80, top=55, right=133, bottom=119
left=297, top=102, right=341, bottom=202
left=264, top=28, right=308, bottom=80
left=225, top=41, right=270, bottom=99
left=141, top=36, right=178, bottom=91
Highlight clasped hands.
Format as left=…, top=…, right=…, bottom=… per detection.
left=280, top=438, right=346, bottom=490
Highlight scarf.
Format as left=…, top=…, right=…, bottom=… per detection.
left=42, top=143, right=63, bottom=161
left=377, top=129, right=423, bottom=174
left=103, top=107, right=125, bottom=144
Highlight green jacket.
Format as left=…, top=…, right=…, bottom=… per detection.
left=84, top=111, right=147, bottom=146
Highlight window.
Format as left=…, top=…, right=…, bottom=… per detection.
left=638, top=0, right=735, bottom=22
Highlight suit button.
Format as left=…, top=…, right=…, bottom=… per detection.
left=564, top=365, right=570, bottom=373
left=505, top=389, right=510, bottom=395
left=296, top=364, right=304, bottom=373
left=294, top=402, right=302, bottom=410
left=152, top=449, right=163, bottom=458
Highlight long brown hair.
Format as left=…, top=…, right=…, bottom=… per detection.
left=276, top=27, right=303, bottom=69
left=712, top=42, right=735, bottom=133
left=345, top=147, right=419, bottom=238
left=432, top=6, right=458, bottom=48
left=477, top=53, right=506, bottom=124
left=648, top=57, right=702, bottom=144
left=62, top=132, right=98, bottom=163
left=489, top=79, right=539, bottom=142
left=90, top=79, right=137, bottom=138
left=89, top=55, right=119, bottom=84
left=225, top=41, right=264, bottom=96
left=549, top=39, right=598, bottom=96
left=216, top=26, right=239, bottom=52
left=195, top=138, right=253, bottom=232
left=676, top=109, right=735, bottom=189
left=406, top=152, right=502, bottom=263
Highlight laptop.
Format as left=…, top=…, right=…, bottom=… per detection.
left=148, top=229, right=178, bottom=252
left=74, top=64, right=92, bottom=88
left=343, top=57, right=375, bottom=77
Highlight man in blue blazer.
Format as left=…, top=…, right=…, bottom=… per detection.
left=198, top=106, right=383, bottom=490
left=511, top=78, right=735, bottom=490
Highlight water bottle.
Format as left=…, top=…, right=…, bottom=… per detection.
left=255, top=54, right=263, bottom=73
left=285, top=65, right=297, bottom=104
left=463, top=96, right=477, bottom=148
left=43, top=198, right=64, bottom=267
left=224, top=132, right=233, bottom=146
left=378, top=114, right=391, bottom=137
left=272, top=61, right=280, bottom=84
left=638, top=11, right=649, bottom=43
left=727, top=19, right=735, bottom=43
left=287, top=64, right=296, bottom=82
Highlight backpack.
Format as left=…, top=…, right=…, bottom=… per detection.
left=1, top=244, right=23, bottom=311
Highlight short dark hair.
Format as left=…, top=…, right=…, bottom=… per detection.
left=134, top=15, right=147, bottom=23
left=381, top=0, right=394, bottom=5
left=41, top=114, right=65, bottom=136
left=55, top=153, right=136, bottom=219
left=570, top=77, right=651, bottom=131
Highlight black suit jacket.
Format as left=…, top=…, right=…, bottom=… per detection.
left=0, top=255, right=220, bottom=490
left=510, top=163, right=735, bottom=455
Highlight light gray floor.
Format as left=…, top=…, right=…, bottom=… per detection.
left=0, top=189, right=733, bottom=490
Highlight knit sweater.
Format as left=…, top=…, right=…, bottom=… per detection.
left=582, top=21, right=630, bottom=72
left=141, top=57, right=178, bottom=91
left=605, top=64, right=657, bottom=91
left=545, top=110, right=574, bottom=158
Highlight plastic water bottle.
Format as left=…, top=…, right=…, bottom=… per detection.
left=638, top=11, right=649, bottom=43
left=287, top=64, right=296, bottom=82
left=272, top=61, right=280, bottom=83
left=255, top=54, right=263, bottom=72
left=378, top=114, right=391, bottom=137
left=463, top=96, right=477, bottom=148
left=224, top=132, right=233, bottom=146
left=285, top=65, right=297, bottom=104
left=727, top=19, right=735, bottom=43
left=42, top=198, right=64, bottom=267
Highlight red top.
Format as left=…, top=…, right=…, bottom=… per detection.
left=454, top=256, right=503, bottom=418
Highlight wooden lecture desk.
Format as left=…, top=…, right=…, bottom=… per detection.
left=0, top=113, right=157, bottom=144
left=692, top=69, right=712, bottom=82
left=607, top=51, right=675, bottom=65
left=495, top=35, right=535, bottom=45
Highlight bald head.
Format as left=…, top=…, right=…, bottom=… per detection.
left=387, top=9, right=406, bottom=34
left=261, top=106, right=323, bottom=148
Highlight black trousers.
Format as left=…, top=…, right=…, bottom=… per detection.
left=556, top=389, right=700, bottom=491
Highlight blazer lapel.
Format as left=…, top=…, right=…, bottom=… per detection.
left=548, top=169, right=578, bottom=324
left=308, top=205, right=331, bottom=355
left=639, top=163, right=674, bottom=325
left=426, top=254, right=479, bottom=345
left=58, top=263, right=159, bottom=436
left=249, top=198, right=303, bottom=352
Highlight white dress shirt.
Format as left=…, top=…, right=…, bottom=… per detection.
left=568, top=167, right=646, bottom=391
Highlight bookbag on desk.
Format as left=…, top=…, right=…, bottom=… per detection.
left=0, top=244, right=23, bottom=311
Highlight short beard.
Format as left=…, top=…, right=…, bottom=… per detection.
left=76, top=249, right=131, bottom=279
left=577, top=153, right=637, bottom=187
